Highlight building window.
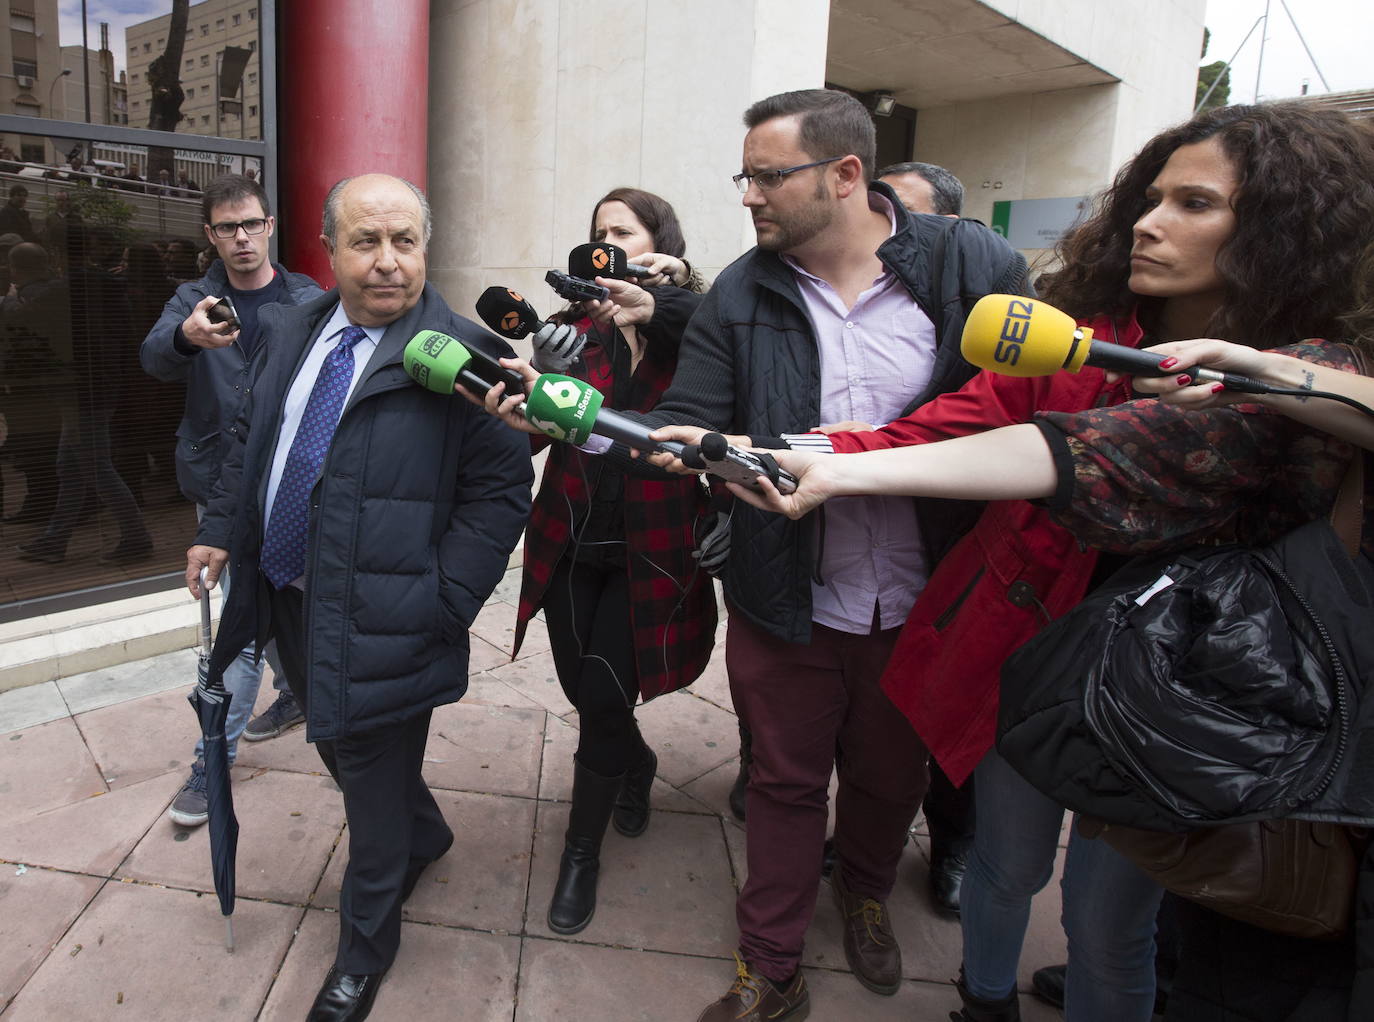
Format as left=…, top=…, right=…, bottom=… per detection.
left=249, top=9, right=257, bottom=20
left=201, top=115, right=210, bottom=125
left=248, top=40, right=256, bottom=51
left=186, top=87, right=194, bottom=97
left=232, top=14, right=241, bottom=26
left=13, top=60, right=37, bottom=79
left=200, top=54, right=209, bottom=66
left=216, top=19, right=224, bottom=29
left=11, top=13, right=34, bottom=33
left=157, top=37, right=165, bottom=47
left=131, top=73, right=139, bottom=82
left=249, top=105, right=257, bottom=118
left=185, top=59, right=194, bottom=71
left=248, top=72, right=257, bottom=85
left=201, top=24, right=209, bottom=36
left=132, top=100, right=140, bottom=108
left=144, top=43, right=151, bottom=53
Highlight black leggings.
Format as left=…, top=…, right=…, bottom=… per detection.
left=543, top=557, right=644, bottom=777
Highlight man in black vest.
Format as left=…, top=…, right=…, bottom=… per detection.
left=636, top=91, right=1029, bottom=1020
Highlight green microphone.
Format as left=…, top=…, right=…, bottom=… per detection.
left=521, top=373, right=799, bottom=494
left=403, top=329, right=527, bottom=398
left=523, top=374, right=605, bottom=444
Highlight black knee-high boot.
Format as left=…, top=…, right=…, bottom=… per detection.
left=613, top=739, right=657, bottom=837
left=548, top=758, right=623, bottom=935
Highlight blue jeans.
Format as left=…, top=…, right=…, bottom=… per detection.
left=192, top=553, right=287, bottom=765
left=960, top=748, right=1163, bottom=1021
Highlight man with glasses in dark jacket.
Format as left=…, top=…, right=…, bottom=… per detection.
left=636, top=90, right=1030, bottom=1021
left=141, top=174, right=323, bottom=829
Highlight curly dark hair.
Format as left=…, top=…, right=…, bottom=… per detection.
left=1038, top=102, right=1374, bottom=350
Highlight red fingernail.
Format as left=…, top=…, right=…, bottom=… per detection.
left=1159, top=357, right=1179, bottom=369
left=1176, top=374, right=1192, bottom=386
left=1211, top=383, right=1225, bottom=394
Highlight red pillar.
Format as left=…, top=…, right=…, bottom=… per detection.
left=278, top=1, right=430, bottom=287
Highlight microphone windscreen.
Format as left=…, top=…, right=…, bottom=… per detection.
left=404, top=330, right=473, bottom=394
left=960, top=295, right=1091, bottom=377
left=476, top=286, right=539, bottom=339
left=524, top=373, right=604, bottom=446
left=568, top=243, right=628, bottom=281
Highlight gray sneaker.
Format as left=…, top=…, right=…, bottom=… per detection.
left=243, top=692, right=305, bottom=741
left=168, top=761, right=209, bottom=827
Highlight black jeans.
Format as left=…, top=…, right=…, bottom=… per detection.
left=542, top=558, right=642, bottom=777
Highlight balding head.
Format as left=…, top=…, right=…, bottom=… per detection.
left=9, top=242, right=50, bottom=283
left=320, top=174, right=428, bottom=327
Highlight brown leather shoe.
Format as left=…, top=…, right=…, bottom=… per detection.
left=831, top=868, right=902, bottom=995
left=695, top=954, right=810, bottom=1022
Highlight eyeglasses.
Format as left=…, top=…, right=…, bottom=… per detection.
left=732, top=157, right=843, bottom=193
left=208, top=218, right=269, bottom=239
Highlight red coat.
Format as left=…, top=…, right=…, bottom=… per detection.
left=827, top=312, right=1141, bottom=784
left=513, top=314, right=716, bottom=701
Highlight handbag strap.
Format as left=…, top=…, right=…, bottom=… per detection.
left=1330, top=344, right=1368, bottom=558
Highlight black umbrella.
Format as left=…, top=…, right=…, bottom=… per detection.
left=188, top=566, right=239, bottom=952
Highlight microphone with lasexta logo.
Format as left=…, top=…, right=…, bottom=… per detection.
left=522, top=374, right=798, bottom=494
left=567, top=242, right=651, bottom=282
left=959, top=294, right=1271, bottom=393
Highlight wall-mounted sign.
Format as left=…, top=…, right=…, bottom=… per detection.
left=991, top=196, right=1092, bottom=249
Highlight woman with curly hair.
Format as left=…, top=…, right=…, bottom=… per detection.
left=653, top=101, right=1374, bottom=1021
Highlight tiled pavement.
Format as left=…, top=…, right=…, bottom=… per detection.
left=0, top=567, right=1066, bottom=1021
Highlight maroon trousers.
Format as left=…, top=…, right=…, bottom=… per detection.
left=726, top=610, right=930, bottom=982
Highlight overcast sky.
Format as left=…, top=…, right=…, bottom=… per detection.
left=1202, top=0, right=1372, bottom=99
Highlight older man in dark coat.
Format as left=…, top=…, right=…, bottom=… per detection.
left=188, top=173, right=532, bottom=1022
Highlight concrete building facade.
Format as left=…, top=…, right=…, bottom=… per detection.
left=425, top=0, right=1206, bottom=313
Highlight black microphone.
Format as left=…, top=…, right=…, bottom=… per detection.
left=475, top=286, right=546, bottom=340
left=568, top=242, right=651, bottom=281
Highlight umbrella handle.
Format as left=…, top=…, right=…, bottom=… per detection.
left=225, top=916, right=235, bottom=953
left=199, top=566, right=213, bottom=652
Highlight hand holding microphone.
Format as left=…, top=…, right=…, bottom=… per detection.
left=1126, top=338, right=1276, bottom=408
left=474, top=285, right=586, bottom=373
left=959, top=295, right=1270, bottom=394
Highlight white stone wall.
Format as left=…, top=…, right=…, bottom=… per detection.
left=427, top=0, right=1206, bottom=309
left=921, top=0, right=1206, bottom=261
left=427, top=0, right=829, bottom=331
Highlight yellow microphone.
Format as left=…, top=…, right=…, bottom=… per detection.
left=960, top=295, right=1097, bottom=377
left=959, top=295, right=1266, bottom=389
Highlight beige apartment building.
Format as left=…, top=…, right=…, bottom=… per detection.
left=124, top=0, right=263, bottom=143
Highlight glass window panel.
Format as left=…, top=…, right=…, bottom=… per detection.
left=2, top=1, right=266, bottom=143
left=0, top=137, right=266, bottom=609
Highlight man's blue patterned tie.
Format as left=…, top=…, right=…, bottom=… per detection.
left=260, top=325, right=368, bottom=588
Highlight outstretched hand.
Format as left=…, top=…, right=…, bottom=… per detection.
left=456, top=356, right=545, bottom=435
left=723, top=448, right=834, bottom=519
